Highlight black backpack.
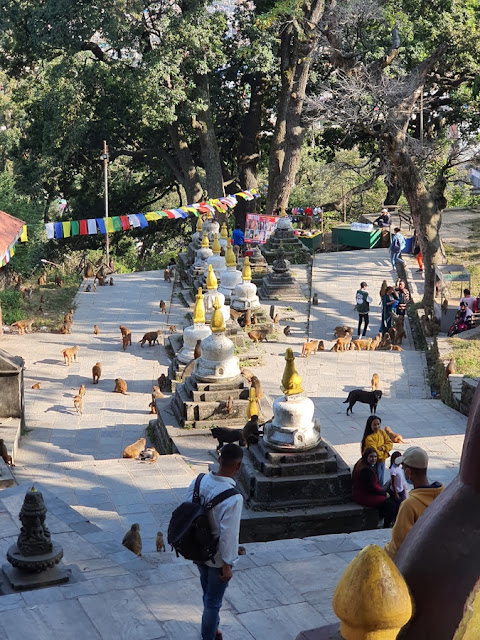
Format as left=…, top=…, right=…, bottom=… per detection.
left=167, top=473, right=239, bottom=563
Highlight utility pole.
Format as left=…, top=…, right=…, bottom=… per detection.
left=102, top=141, right=110, bottom=265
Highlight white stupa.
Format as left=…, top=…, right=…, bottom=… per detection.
left=230, top=257, right=260, bottom=311
left=219, top=223, right=229, bottom=250
left=218, top=244, right=243, bottom=303
left=203, top=264, right=230, bottom=324
left=177, top=288, right=212, bottom=364
left=202, top=211, right=220, bottom=242
left=205, top=234, right=226, bottom=278
left=193, top=232, right=213, bottom=267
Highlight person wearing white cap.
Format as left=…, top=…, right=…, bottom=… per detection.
left=355, top=282, right=373, bottom=337
left=384, top=446, right=444, bottom=560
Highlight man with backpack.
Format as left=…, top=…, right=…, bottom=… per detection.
left=390, top=227, right=406, bottom=269
left=355, top=282, right=373, bottom=337
left=179, top=444, right=244, bottom=640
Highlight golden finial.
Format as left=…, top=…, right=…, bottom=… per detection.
left=281, top=348, right=303, bottom=396
left=247, top=387, right=259, bottom=419
left=206, top=264, right=218, bottom=290
left=211, top=296, right=225, bottom=333
left=242, top=256, right=252, bottom=281
left=280, top=208, right=286, bottom=217
left=201, top=232, right=209, bottom=248
left=206, top=210, right=213, bottom=220
left=220, top=223, right=228, bottom=240
left=196, top=217, right=203, bottom=233
left=193, top=287, right=205, bottom=324
left=225, top=244, right=236, bottom=268
left=212, top=234, right=221, bottom=255
left=30, top=486, right=37, bottom=493
left=333, top=545, right=413, bottom=640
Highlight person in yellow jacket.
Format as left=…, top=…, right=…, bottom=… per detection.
left=361, top=415, right=392, bottom=485
left=385, top=446, right=444, bottom=560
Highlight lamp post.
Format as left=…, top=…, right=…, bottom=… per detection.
left=101, top=141, right=110, bottom=266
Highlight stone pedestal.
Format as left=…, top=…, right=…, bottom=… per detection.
left=260, top=245, right=301, bottom=299
left=262, top=216, right=310, bottom=264
left=247, top=245, right=270, bottom=287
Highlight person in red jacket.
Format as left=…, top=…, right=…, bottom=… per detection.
left=352, top=448, right=398, bottom=527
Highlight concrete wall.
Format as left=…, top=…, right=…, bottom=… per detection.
left=0, top=372, right=23, bottom=418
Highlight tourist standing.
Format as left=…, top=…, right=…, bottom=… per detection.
left=355, top=282, right=373, bottom=337
left=232, top=224, right=244, bottom=250
left=184, top=444, right=244, bottom=640
left=352, top=448, right=398, bottom=528
left=390, top=227, right=406, bottom=269
left=395, top=280, right=410, bottom=317
left=381, top=286, right=398, bottom=334
left=361, top=415, right=393, bottom=485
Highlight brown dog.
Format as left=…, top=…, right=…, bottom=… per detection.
left=371, top=373, right=380, bottom=391
left=92, top=362, right=102, bottom=384
left=114, top=378, right=128, bottom=395
left=385, top=426, right=405, bottom=444
left=123, top=437, right=147, bottom=459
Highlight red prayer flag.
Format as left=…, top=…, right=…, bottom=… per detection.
left=79, top=219, right=88, bottom=235
left=120, top=215, right=130, bottom=230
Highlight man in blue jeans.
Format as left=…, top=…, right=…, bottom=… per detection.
left=185, top=444, right=244, bottom=640
left=390, top=227, right=406, bottom=269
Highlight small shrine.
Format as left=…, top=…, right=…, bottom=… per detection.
left=248, top=244, right=270, bottom=287
left=260, top=243, right=301, bottom=299
left=177, top=288, right=212, bottom=365
left=261, top=209, right=310, bottom=264
left=190, top=231, right=213, bottom=281
left=171, top=297, right=255, bottom=428
left=204, top=234, right=226, bottom=279
left=231, top=257, right=261, bottom=311
left=218, top=244, right=243, bottom=304
left=186, top=216, right=205, bottom=264
left=201, top=210, right=220, bottom=242
left=219, top=223, right=229, bottom=251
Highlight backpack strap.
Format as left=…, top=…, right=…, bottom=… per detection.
left=192, top=473, right=206, bottom=504
left=206, top=488, right=240, bottom=510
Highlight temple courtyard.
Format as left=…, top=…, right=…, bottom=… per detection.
left=0, top=248, right=467, bottom=639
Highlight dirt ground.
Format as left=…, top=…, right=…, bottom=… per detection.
left=440, top=207, right=480, bottom=250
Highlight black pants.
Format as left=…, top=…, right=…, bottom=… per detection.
left=357, top=313, right=369, bottom=336
left=379, top=498, right=398, bottom=528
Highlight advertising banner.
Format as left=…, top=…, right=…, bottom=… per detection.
left=245, top=214, right=279, bottom=244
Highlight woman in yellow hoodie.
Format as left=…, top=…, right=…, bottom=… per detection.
left=361, top=415, right=392, bottom=485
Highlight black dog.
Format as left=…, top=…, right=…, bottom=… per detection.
left=210, top=426, right=245, bottom=451
left=343, top=389, right=382, bottom=415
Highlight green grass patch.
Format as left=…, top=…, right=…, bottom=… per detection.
left=448, top=339, right=480, bottom=378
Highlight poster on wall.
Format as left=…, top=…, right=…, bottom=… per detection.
left=245, top=214, right=279, bottom=244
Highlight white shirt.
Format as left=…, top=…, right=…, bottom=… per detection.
left=460, top=296, right=477, bottom=311
left=185, top=472, right=243, bottom=568
left=390, top=465, right=407, bottom=493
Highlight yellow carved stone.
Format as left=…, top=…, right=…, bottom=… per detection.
left=225, top=244, right=237, bottom=267
left=211, top=296, right=225, bottom=333
left=453, top=583, right=480, bottom=640
left=220, top=223, right=228, bottom=240
left=201, top=232, right=210, bottom=248
left=333, top=545, right=413, bottom=640
left=247, top=387, right=259, bottom=419
left=193, top=288, right=205, bottom=324
left=206, top=264, right=218, bottom=290
left=196, top=217, right=203, bottom=233
left=212, top=234, right=221, bottom=255
left=242, top=256, right=252, bottom=281
left=281, top=348, right=303, bottom=396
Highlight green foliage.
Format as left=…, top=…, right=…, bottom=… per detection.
left=449, top=339, right=480, bottom=378
left=0, top=290, right=26, bottom=325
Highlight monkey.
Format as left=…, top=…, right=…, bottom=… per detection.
left=11, top=319, right=34, bottom=335
left=122, top=523, right=142, bottom=556
left=92, top=362, right=102, bottom=384
left=85, top=284, right=91, bottom=293
left=62, top=346, right=80, bottom=366
left=333, top=326, right=353, bottom=339
left=441, top=298, right=449, bottom=315
left=283, top=325, right=291, bottom=336
left=97, top=277, right=106, bottom=286
left=157, top=373, right=168, bottom=391
left=224, top=395, right=234, bottom=415
left=273, top=313, right=280, bottom=324
left=37, top=273, right=47, bottom=286
left=114, top=378, right=128, bottom=395
left=156, top=531, right=166, bottom=552
left=122, top=334, right=132, bottom=351
left=301, top=340, right=319, bottom=357
left=152, top=385, right=163, bottom=400
left=164, top=268, right=172, bottom=283
left=390, top=345, right=403, bottom=351
left=244, top=309, right=252, bottom=327
left=353, top=338, right=373, bottom=351
left=385, top=426, right=405, bottom=444
left=139, top=330, right=162, bottom=347
left=169, top=325, right=177, bottom=334
left=242, top=415, right=261, bottom=448
left=240, top=368, right=255, bottom=383
left=0, top=439, right=13, bottom=466
left=269, top=304, right=275, bottom=320
left=109, top=277, right=114, bottom=286
left=64, top=310, right=74, bottom=323
left=194, top=339, right=202, bottom=359
left=250, top=375, right=264, bottom=400
left=380, top=333, right=391, bottom=349
left=37, top=305, right=44, bottom=315
left=137, top=447, right=159, bottom=463
left=60, top=322, right=73, bottom=334
left=371, top=373, right=380, bottom=391
left=79, top=384, right=86, bottom=398
left=238, top=546, right=246, bottom=556
left=123, top=437, right=146, bottom=459
left=312, top=293, right=319, bottom=305
left=21, top=286, right=33, bottom=300
left=93, top=325, right=100, bottom=335
left=39, top=294, right=45, bottom=304
left=251, top=313, right=258, bottom=325
left=92, top=280, right=97, bottom=292
left=369, top=334, right=382, bottom=350
left=230, top=308, right=242, bottom=323
left=84, top=262, right=94, bottom=278
left=149, top=401, right=158, bottom=414
left=73, top=395, right=83, bottom=415
left=31, top=383, right=41, bottom=389
left=159, top=300, right=167, bottom=314
left=54, top=275, right=63, bottom=287
left=318, top=340, right=325, bottom=351
left=446, top=358, right=456, bottom=376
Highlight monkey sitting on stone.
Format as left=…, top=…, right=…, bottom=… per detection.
left=122, top=523, right=142, bottom=556
left=93, top=325, right=100, bottom=335
left=250, top=375, right=263, bottom=400
left=114, top=378, right=128, bottom=395
left=283, top=325, right=291, bottom=336
left=312, top=293, right=319, bottom=305
left=242, top=415, right=262, bottom=448
left=156, top=531, right=166, bottom=552
left=158, top=373, right=168, bottom=391
left=194, top=339, right=202, bottom=359
left=223, top=395, right=234, bottom=415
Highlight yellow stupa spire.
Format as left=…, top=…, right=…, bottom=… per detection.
left=212, top=234, right=221, bottom=255
left=206, top=210, right=213, bottom=220
left=281, top=348, right=303, bottom=396
left=193, top=287, right=206, bottom=324
left=211, top=296, right=225, bottom=333
left=220, top=223, right=228, bottom=240
left=247, top=387, right=259, bottom=419
left=196, top=217, right=203, bottom=233
left=206, top=264, right=218, bottom=290
left=225, top=244, right=237, bottom=268
left=280, top=207, right=286, bottom=217
left=201, top=232, right=209, bottom=248
left=242, top=256, right=252, bottom=281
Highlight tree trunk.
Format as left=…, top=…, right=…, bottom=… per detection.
left=266, top=0, right=325, bottom=214
left=383, top=171, right=402, bottom=206
left=168, top=123, right=203, bottom=204
left=193, top=73, right=225, bottom=200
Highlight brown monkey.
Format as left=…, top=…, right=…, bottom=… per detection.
left=169, top=325, right=177, bottom=334
left=371, top=373, right=380, bottom=391
left=283, top=325, right=291, bottom=336
left=60, top=322, right=73, bottom=334
left=244, top=309, right=252, bottom=327
left=92, top=280, right=97, bottom=292
left=0, top=440, right=13, bottom=466
left=242, top=415, right=261, bottom=448
left=157, top=373, right=168, bottom=391
left=156, top=531, right=166, bottom=552
left=114, top=378, right=128, bottom=395
left=159, top=300, right=167, bottom=314
left=123, top=437, right=147, bottom=459
left=39, top=294, right=45, bottom=304
left=446, top=358, right=456, bottom=376
left=137, top=447, right=159, bottom=462
left=152, top=385, right=163, bottom=400
left=37, top=305, right=44, bottom=315
left=238, top=546, right=246, bottom=556
left=119, top=325, right=131, bottom=337
left=301, top=340, right=319, bottom=357
left=37, top=273, right=47, bottom=286
left=93, top=325, right=100, bottom=335
left=149, top=401, right=158, bottom=414
left=97, top=277, right=106, bottom=286
left=380, top=333, right=391, bottom=349
left=62, top=346, right=80, bottom=365
left=312, top=293, right=319, bottom=305
left=122, top=334, right=132, bottom=351
left=92, top=362, right=102, bottom=384
left=250, top=375, right=264, bottom=400
left=31, top=383, right=41, bottom=389
left=390, top=345, right=403, bottom=351
left=194, top=339, right=202, bottom=359
left=122, top=523, right=142, bottom=556
left=11, top=319, right=34, bottom=334
left=230, top=308, right=242, bottom=323
left=85, top=284, right=91, bottom=293
left=164, top=268, right=172, bottom=283
left=54, top=275, right=63, bottom=287
left=79, top=384, right=86, bottom=398
left=273, top=313, right=280, bottom=324
left=240, top=368, right=255, bottom=383
left=139, top=330, right=162, bottom=347
left=109, top=277, right=114, bottom=286
left=224, top=395, right=234, bottom=415
left=248, top=329, right=269, bottom=343
left=73, top=395, right=83, bottom=415
left=318, top=340, right=325, bottom=351
left=64, top=310, right=74, bottom=323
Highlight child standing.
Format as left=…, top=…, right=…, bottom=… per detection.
left=388, top=451, right=407, bottom=504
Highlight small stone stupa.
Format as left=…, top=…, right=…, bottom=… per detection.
left=262, top=209, right=310, bottom=264
left=189, top=231, right=213, bottom=282
left=171, top=297, right=252, bottom=428
left=218, top=244, right=243, bottom=304
left=260, top=243, right=301, bottom=299
left=248, top=244, right=270, bottom=287
left=187, top=216, right=205, bottom=263
left=219, top=223, right=229, bottom=250
left=203, top=264, right=230, bottom=324
left=202, top=210, right=220, bottom=242
left=230, top=257, right=261, bottom=311
left=177, top=288, right=212, bottom=365
left=205, top=233, right=226, bottom=279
